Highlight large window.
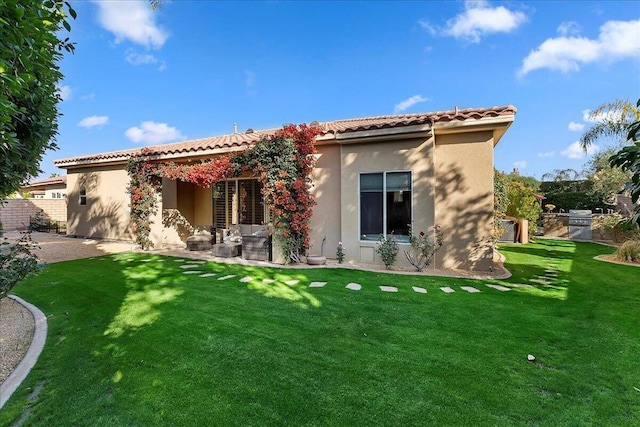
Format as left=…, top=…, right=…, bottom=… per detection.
left=360, top=172, right=411, bottom=242
left=213, top=179, right=265, bottom=228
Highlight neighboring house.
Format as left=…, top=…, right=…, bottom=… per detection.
left=20, top=176, right=67, bottom=199
left=54, top=106, right=516, bottom=271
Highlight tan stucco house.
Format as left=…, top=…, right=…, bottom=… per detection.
left=20, top=175, right=67, bottom=199
left=54, top=105, right=516, bottom=271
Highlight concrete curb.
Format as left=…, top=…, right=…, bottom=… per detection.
left=0, top=295, right=47, bottom=410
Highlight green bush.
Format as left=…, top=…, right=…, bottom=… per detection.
left=376, top=235, right=399, bottom=270
left=616, top=240, right=640, bottom=264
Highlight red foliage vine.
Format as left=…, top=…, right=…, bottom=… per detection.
left=127, top=124, right=322, bottom=262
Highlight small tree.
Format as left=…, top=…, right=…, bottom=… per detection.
left=506, top=180, right=542, bottom=241
left=403, top=226, right=443, bottom=272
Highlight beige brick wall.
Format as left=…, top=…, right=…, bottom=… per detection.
left=0, top=199, right=67, bottom=231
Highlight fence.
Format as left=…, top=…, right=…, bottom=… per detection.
left=0, top=199, right=67, bottom=232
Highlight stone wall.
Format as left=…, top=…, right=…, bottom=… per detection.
left=0, top=199, right=67, bottom=231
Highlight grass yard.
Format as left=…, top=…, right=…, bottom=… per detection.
left=1, top=239, right=639, bottom=425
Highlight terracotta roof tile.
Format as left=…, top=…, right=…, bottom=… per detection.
left=21, top=175, right=67, bottom=188
left=54, top=105, right=516, bottom=166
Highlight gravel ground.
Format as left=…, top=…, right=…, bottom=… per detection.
left=0, top=231, right=135, bottom=387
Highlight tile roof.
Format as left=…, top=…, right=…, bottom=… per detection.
left=54, top=105, right=516, bottom=167
left=21, top=175, right=67, bottom=188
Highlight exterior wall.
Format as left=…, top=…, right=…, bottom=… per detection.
left=434, top=131, right=494, bottom=271
left=43, top=187, right=66, bottom=199
left=339, top=137, right=435, bottom=268
left=309, top=144, right=342, bottom=257
left=66, top=165, right=133, bottom=240
left=0, top=199, right=67, bottom=231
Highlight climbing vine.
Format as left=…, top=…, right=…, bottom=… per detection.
left=127, top=124, right=322, bottom=263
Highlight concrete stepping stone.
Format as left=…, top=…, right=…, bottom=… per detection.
left=183, top=271, right=203, bottom=275
left=180, top=264, right=201, bottom=269
left=379, top=286, right=398, bottom=293
left=218, top=275, right=236, bottom=281
left=486, top=284, right=511, bottom=291
left=461, top=286, right=481, bottom=293
left=440, top=287, right=455, bottom=294
left=174, top=259, right=187, bottom=262
left=412, top=286, right=427, bottom=294
left=510, top=283, right=533, bottom=288
left=262, top=279, right=276, bottom=284
left=346, top=283, right=361, bottom=291
left=284, top=280, right=299, bottom=286
left=239, top=276, right=253, bottom=283
left=309, top=282, right=327, bottom=288
left=530, top=278, right=552, bottom=285
left=140, top=259, right=151, bottom=262
left=199, top=273, right=216, bottom=278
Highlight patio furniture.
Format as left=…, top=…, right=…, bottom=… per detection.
left=186, top=226, right=215, bottom=251
left=212, top=243, right=242, bottom=257
left=242, top=235, right=272, bottom=261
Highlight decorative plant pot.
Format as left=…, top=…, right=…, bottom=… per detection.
left=306, top=255, right=327, bottom=265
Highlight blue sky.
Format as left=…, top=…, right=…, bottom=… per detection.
left=47, top=0, right=640, bottom=180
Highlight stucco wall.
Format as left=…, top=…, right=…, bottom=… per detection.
left=434, top=131, right=494, bottom=271
left=0, top=199, right=67, bottom=231
left=66, top=165, right=133, bottom=240
left=309, top=144, right=342, bottom=257
left=339, top=137, right=435, bottom=268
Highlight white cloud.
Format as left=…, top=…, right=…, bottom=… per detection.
left=78, top=115, right=109, bottom=128
left=513, top=160, right=527, bottom=169
left=394, top=95, right=429, bottom=113
left=94, top=1, right=168, bottom=49
left=557, top=21, right=581, bottom=37
left=125, top=121, right=185, bottom=145
left=56, top=85, right=72, bottom=101
left=126, top=51, right=158, bottom=66
left=519, top=19, right=640, bottom=76
left=538, top=151, right=555, bottom=158
left=568, top=122, right=585, bottom=132
left=422, top=0, right=528, bottom=43
left=561, top=141, right=599, bottom=159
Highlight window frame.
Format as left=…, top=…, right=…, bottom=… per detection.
left=79, top=188, right=87, bottom=206
left=358, top=170, right=413, bottom=243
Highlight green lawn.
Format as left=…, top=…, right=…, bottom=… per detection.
left=2, top=240, right=639, bottom=426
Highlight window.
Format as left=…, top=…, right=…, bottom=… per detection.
left=360, top=172, right=411, bottom=242
left=213, top=179, right=265, bottom=228
left=79, top=188, right=87, bottom=205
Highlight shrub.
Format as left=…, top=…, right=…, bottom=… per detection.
left=615, top=240, right=640, bottom=264
left=376, top=235, right=399, bottom=270
left=1, top=232, right=40, bottom=300
left=404, top=226, right=443, bottom=272
left=336, top=242, right=345, bottom=263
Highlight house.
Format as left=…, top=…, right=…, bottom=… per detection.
left=20, top=176, right=67, bottom=199
left=54, top=105, right=516, bottom=271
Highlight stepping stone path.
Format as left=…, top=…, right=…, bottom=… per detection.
left=510, top=283, right=533, bottom=288
left=530, top=278, right=552, bottom=285
left=379, top=286, right=398, bottom=293
left=485, top=284, right=511, bottom=292
left=218, top=275, right=236, bottom=281
left=183, top=271, right=203, bottom=275
left=180, top=265, right=201, bottom=269
left=461, top=286, right=481, bottom=293
left=440, top=287, right=455, bottom=294
left=284, top=280, right=299, bottom=286
left=309, top=282, right=326, bottom=288
left=345, top=283, right=361, bottom=291
left=262, top=279, right=276, bottom=284
left=412, top=286, right=427, bottom=294
left=199, top=273, right=216, bottom=278
left=174, top=259, right=187, bottom=262
left=239, top=276, right=253, bottom=283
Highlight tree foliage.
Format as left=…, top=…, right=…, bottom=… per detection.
left=1, top=232, right=39, bottom=299
left=0, top=0, right=75, bottom=201
left=580, top=99, right=640, bottom=150
left=609, top=99, right=640, bottom=224
left=585, top=148, right=632, bottom=205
